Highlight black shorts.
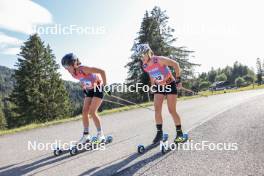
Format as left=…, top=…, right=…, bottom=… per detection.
left=83, top=87, right=104, bottom=99
left=153, top=81, right=178, bottom=95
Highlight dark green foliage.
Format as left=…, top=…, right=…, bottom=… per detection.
left=64, top=81, right=83, bottom=116
left=0, top=66, right=15, bottom=96
left=199, top=81, right=211, bottom=91
left=0, top=102, right=6, bottom=129
left=235, top=77, right=245, bottom=87
left=208, top=68, right=217, bottom=83
left=9, top=34, right=71, bottom=126
left=256, top=58, right=263, bottom=85
left=0, top=66, right=15, bottom=129
left=216, top=73, right=227, bottom=82
left=243, top=74, right=254, bottom=84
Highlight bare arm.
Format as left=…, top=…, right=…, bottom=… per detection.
left=158, top=56, right=181, bottom=77
left=81, top=66, right=107, bottom=85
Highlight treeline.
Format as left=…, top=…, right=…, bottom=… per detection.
left=189, top=61, right=257, bottom=91
left=0, top=66, right=77, bottom=129
left=0, top=65, right=90, bottom=129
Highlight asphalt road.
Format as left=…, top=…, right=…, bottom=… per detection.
left=0, top=89, right=264, bottom=176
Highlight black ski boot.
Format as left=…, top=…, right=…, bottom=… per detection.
left=152, top=131, right=163, bottom=144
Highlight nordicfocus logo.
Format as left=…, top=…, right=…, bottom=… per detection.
left=33, top=24, right=106, bottom=36
left=98, top=83, right=172, bottom=93
left=160, top=140, right=238, bottom=151
left=27, top=140, right=106, bottom=151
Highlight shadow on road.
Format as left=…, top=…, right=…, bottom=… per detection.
left=80, top=149, right=167, bottom=176
left=0, top=139, right=167, bottom=175
left=0, top=164, right=16, bottom=171
left=0, top=134, right=142, bottom=175
left=0, top=152, right=88, bottom=176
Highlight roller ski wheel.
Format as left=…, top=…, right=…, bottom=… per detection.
left=137, top=145, right=145, bottom=154
left=137, top=133, right=169, bottom=154
left=106, top=135, right=113, bottom=143
left=69, top=146, right=78, bottom=156
left=53, top=147, right=62, bottom=156
left=69, top=138, right=92, bottom=156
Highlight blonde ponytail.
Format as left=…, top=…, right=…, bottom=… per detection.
left=146, top=49, right=154, bottom=61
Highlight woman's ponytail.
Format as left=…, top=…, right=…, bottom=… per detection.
left=147, top=49, right=154, bottom=61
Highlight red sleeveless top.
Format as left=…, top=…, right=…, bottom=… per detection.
left=142, top=56, right=175, bottom=85
left=72, top=66, right=102, bottom=90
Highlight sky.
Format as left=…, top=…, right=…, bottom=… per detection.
left=0, top=0, right=263, bottom=83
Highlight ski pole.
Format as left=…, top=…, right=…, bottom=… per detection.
left=104, top=92, right=155, bottom=111
left=179, top=86, right=207, bottom=97
left=103, top=99, right=130, bottom=107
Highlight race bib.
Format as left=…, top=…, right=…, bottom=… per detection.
left=81, top=79, right=92, bottom=89
left=151, top=71, right=164, bottom=81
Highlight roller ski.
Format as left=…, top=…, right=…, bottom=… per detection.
left=53, top=134, right=113, bottom=156
left=53, top=133, right=91, bottom=156
left=161, top=133, right=189, bottom=154
left=137, top=132, right=169, bottom=154
left=69, top=134, right=113, bottom=156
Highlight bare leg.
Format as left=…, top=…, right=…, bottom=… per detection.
left=167, top=94, right=181, bottom=126
left=89, top=97, right=103, bottom=130
left=154, top=94, right=165, bottom=124
left=167, top=94, right=186, bottom=142
left=152, top=94, right=165, bottom=143
left=82, top=97, right=92, bottom=129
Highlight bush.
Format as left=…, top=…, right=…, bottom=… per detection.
left=235, top=77, right=245, bottom=87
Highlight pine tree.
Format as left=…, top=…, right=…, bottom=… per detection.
left=256, top=58, right=262, bottom=85
left=125, top=6, right=198, bottom=102
left=10, top=34, right=70, bottom=125
left=207, top=67, right=217, bottom=83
